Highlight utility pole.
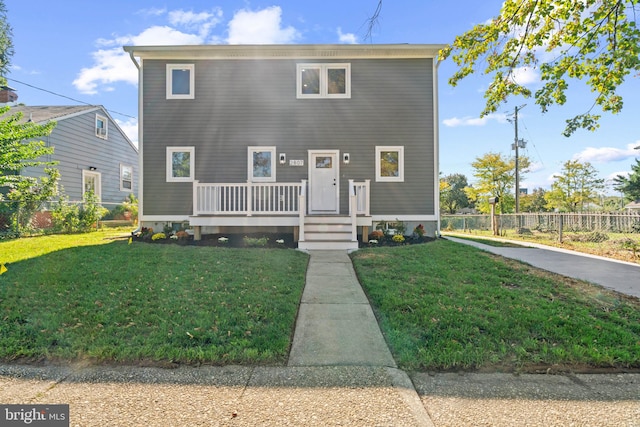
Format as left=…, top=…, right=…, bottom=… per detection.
left=512, top=105, right=526, bottom=213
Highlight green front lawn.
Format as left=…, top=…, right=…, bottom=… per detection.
left=351, top=239, right=640, bottom=372
left=2, top=231, right=639, bottom=372
left=0, top=231, right=308, bottom=365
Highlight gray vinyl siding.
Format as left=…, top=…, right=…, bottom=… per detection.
left=21, top=109, right=139, bottom=206
left=142, top=57, right=435, bottom=216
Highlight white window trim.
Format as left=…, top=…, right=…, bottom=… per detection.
left=166, top=64, right=195, bottom=99
left=120, top=164, right=133, bottom=191
left=375, top=146, right=405, bottom=182
left=95, top=114, right=108, bottom=139
left=297, top=63, right=351, bottom=99
left=82, top=170, right=102, bottom=201
left=248, top=146, right=276, bottom=182
left=166, top=146, right=195, bottom=182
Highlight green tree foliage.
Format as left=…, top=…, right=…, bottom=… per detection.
left=544, top=160, right=604, bottom=212
left=519, top=187, right=551, bottom=212
left=614, top=159, right=640, bottom=201
left=466, top=152, right=530, bottom=214
left=440, top=173, right=471, bottom=213
left=1, top=106, right=59, bottom=234
left=0, top=0, right=14, bottom=84
left=0, top=106, right=57, bottom=189
left=439, top=0, right=640, bottom=137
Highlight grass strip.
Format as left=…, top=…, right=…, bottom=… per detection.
left=351, top=239, right=640, bottom=372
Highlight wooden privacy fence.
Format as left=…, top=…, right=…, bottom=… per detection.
left=442, top=212, right=640, bottom=234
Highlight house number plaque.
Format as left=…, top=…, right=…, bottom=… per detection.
left=289, top=160, right=304, bottom=166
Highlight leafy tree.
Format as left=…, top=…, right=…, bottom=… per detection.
left=519, top=187, right=551, bottom=212
left=1, top=106, right=58, bottom=234
left=440, top=173, right=471, bottom=213
left=465, top=152, right=530, bottom=214
left=428, top=0, right=640, bottom=137
left=0, top=106, right=57, bottom=188
left=614, top=159, right=640, bottom=201
left=544, top=160, right=604, bottom=212
left=0, top=0, right=14, bottom=84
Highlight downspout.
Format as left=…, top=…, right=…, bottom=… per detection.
left=125, top=48, right=142, bottom=235
left=434, top=52, right=443, bottom=237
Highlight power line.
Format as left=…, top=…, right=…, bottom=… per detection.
left=6, top=77, right=137, bottom=120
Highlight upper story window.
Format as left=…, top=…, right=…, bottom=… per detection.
left=166, top=147, right=195, bottom=182
left=166, top=64, right=195, bottom=99
left=120, top=164, right=133, bottom=191
left=375, top=146, right=405, bottom=182
left=297, top=63, right=351, bottom=99
left=95, top=114, right=108, bottom=139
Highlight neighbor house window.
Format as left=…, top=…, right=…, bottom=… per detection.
left=297, top=63, right=351, bottom=98
left=375, top=146, right=404, bottom=182
left=120, top=164, right=133, bottom=191
left=95, top=114, right=108, bottom=139
left=166, top=147, right=195, bottom=182
left=166, top=64, right=195, bottom=99
left=82, top=169, right=102, bottom=200
left=248, top=147, right=276, bottom=182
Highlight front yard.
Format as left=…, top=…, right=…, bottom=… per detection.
left=1, top=231, right=639, bottom=372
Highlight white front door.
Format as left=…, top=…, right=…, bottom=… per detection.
left=309, top=150, right=339, bottom=214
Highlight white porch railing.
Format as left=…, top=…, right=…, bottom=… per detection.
left=193, top=179, right=370, bottom=225
left=193, top=181, right=303, bottom=216
left=349, top=179, right=370, bottom=216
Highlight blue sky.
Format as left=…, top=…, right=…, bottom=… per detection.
left=5, top=0, right=640, bottom=195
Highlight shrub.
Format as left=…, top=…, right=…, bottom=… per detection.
left=175, top=230, right=189, bottom=240
left=369, top=230, right=384, bottom=240
left=243, top=236, right=269, bottom=247
left=152, top=233, right=166, bottom=241
left=392, top=234, right=405, bottom=243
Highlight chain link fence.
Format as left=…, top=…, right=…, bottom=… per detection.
left=442, top=212, right=640, bottom=235
left=441, top=213, right=640, bottom=261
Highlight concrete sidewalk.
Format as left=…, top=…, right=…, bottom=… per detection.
left=1, top=249, right=639, bottom=426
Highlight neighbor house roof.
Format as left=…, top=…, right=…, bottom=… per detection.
left=2, top=105, right=101, bottom=124
left=624, top=200, right=640, bottom=210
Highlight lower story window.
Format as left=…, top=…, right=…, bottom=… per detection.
left=166, top=147, right=195, bottom=182
left=120, top=164, right=133, bottom=190
left=248, top=146, right=276, bottom=182
left=375, top=146, right=404, bottom=182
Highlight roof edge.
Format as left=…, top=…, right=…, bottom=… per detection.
left=122, top=44, right=446, bottom=60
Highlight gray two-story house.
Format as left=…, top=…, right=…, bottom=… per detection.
left=124, top=44, right=443, bottom=249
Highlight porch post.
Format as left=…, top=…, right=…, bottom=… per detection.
left=192, top=180, right=199, bottom=216
left=299, top=179, right=307, bottom=242
left=246, top=180, right=253, bottom=217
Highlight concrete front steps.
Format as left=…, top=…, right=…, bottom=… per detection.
left=298, top=216, right=359, bottom=251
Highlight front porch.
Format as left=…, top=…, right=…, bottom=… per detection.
left=188, top=179, right=372, bottom=250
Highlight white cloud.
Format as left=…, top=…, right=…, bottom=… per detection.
left=227, top=6, right=300, bottom=44
left=74, top=26, right=208, bottom=94
left=73, top=48, right=139, bottom=94
left=528, top=162, right=545, bottom=173
left=509, top=66, right=540, bottom=85
left=337, top=28, right=357, bottom=44
left=607, top=171, right=629, bottom=181
left=573, top=142, right=640, bottom=164
left=75, top=6, right=301, bottom=94
left=116, top=118, right=139, bottom=148
left=442, top=113, right=509, bottom=127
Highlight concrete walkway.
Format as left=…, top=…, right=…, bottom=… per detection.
left=288, top=250, right=396, bottom=367
left=1, top=247, right=639, bottom=426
